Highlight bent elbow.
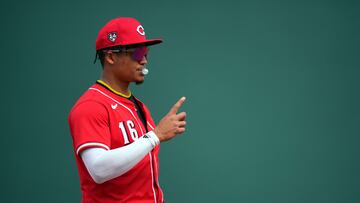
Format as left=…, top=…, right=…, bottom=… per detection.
left=91, top=174, right=106, bottom=184
left=88, top=165, right=108, bottom=184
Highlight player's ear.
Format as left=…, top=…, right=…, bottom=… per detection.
left=104, top=52, right=115, bottom=65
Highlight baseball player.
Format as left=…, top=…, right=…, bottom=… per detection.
left=68, top=17, right=187, bottom=203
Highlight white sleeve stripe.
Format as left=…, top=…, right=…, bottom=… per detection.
left=76, top=142, right=110, bottom=155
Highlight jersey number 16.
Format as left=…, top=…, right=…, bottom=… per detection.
left=119, top=120, right=139, bottom=144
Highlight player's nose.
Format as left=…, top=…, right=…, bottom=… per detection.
left=139, top=56, right=148, bottom=65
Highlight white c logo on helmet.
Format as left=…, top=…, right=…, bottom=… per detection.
left=137, top=25, right=145, bottom=36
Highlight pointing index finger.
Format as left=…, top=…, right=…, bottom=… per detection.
left=169, top=97, right=186, bottom=115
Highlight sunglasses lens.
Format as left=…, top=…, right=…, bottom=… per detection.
left=132, top=47, right=148, bottom=61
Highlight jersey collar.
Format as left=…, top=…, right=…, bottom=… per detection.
left=96, top=80, right=132, bottom=98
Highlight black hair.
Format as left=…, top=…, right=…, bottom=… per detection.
left=98, top=51, right=106, bottom=68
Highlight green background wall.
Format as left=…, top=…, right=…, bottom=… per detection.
left=1, top=0, right=359, bottom=202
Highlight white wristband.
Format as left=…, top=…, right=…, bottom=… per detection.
left=144, top=131, right=160, bottom=147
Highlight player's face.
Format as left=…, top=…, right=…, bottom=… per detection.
left=112, top=47, right=148, bottom=84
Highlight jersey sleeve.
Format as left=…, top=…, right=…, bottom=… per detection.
left=68, top=100, right=111, bottom=156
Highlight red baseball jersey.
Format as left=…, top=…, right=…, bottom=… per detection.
left=68, top=82, right=163, bottom=203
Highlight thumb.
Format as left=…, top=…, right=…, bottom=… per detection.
left=168, top=97, right=186, bottom=115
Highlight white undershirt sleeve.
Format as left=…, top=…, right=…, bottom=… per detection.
left=81, top=131, right=160, bottom=184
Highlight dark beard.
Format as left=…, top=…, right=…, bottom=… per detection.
left=135, top=81, right=144, bottom=85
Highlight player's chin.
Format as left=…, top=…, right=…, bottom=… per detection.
left=134, top=76, right=145, bottom=85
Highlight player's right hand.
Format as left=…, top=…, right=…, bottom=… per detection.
left=154, top=97, right=187, bottom=142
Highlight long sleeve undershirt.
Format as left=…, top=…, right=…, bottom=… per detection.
left=81, top=131, right=160, bottom=184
